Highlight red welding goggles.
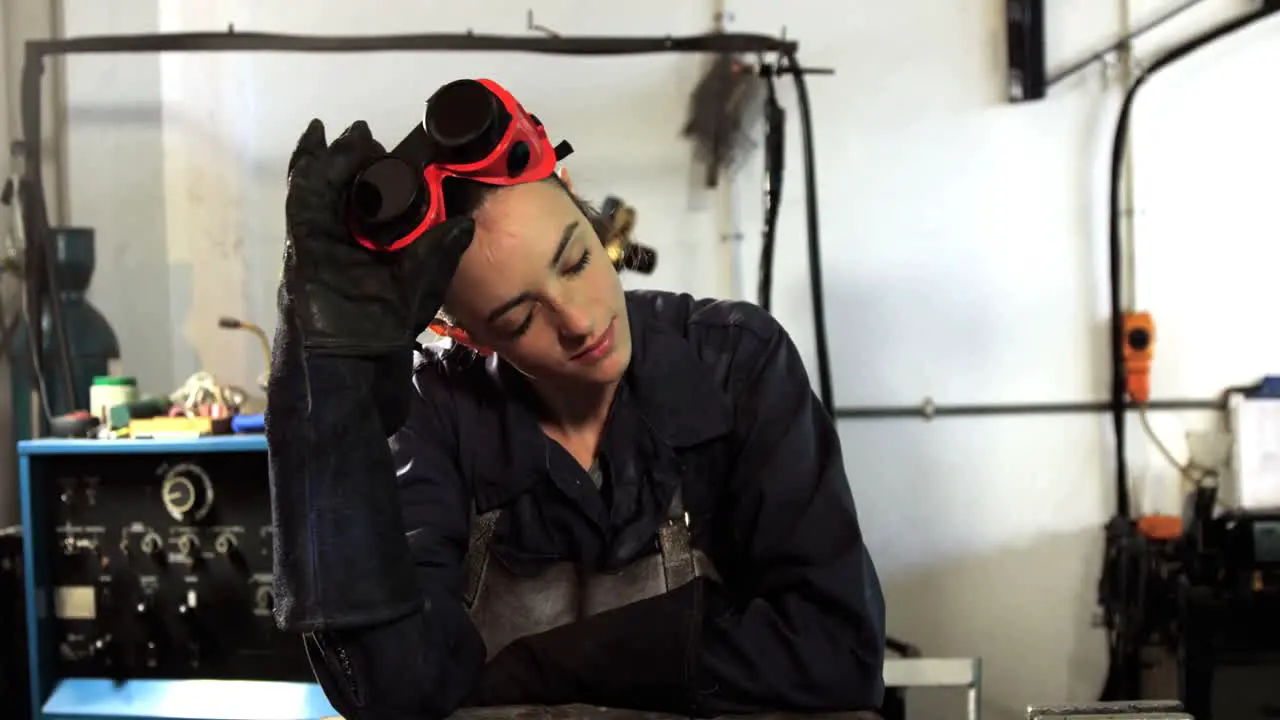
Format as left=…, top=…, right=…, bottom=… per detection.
left=349, top=78, right=573, bottom=251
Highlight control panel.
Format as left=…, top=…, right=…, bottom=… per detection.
left=38, top=448, right=309, bottom=682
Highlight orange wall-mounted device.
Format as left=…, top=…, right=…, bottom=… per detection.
left=1122, top=311, right=1155, bottom=404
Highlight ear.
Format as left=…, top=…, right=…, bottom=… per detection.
left=558, top=166, right=574, bottom=192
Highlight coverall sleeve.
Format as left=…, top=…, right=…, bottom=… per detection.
left=693, top=319, right=887, bottom=714
left=267, top=335, right=484, bottom=719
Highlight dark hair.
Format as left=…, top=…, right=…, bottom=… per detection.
left=441, top=173, right=610, bottom=239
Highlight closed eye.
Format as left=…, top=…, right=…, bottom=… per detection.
left=564, top=249, right=591, bottom=276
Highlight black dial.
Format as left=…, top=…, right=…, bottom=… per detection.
left=160, top=464, right=215, bottom=522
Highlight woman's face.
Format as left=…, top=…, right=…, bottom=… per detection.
left=444, top=179, right=632, bottom=388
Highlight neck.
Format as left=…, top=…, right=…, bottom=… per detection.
left=533, top=378, right=618, bottom=438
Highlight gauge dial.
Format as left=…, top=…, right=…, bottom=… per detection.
left=161, top=463, right=215, bottom=522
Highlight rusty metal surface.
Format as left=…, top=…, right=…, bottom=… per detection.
left=1026, top=700, right=1190, bottom=718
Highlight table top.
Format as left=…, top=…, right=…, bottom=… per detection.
left=18, top=434, right=267, bottom=456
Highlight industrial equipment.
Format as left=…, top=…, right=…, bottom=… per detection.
left=1179, top=493, right=1280, bottom=718
left=18, top=436, right=337, bottom=720
left=1, top=526, right=30, bottom=719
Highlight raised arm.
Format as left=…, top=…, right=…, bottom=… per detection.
left=266, top=119, right=479, bottom=718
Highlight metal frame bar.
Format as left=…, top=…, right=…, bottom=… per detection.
left=14, top=28, right=815, bottom=431
left=14, top=25, right=1255, bottom=429
left=1006, top=0, right=1216, bottom=102
left=834, top=396, right=1221, bottom=421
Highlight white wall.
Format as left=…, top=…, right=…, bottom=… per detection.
left=49, top=0, right=1280, bottom=718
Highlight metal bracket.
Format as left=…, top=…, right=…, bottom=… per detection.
left=1007, top=0, right=1223, bottom=102
left=525, top=9, right=560, bottom=39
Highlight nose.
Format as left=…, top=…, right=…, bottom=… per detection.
left=554, top=301, right=594, bottom=349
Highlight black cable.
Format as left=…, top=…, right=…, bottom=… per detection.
left=1106, top=2, right=1277, bottom=529
left=756, top=67, right=785, bottom=312
left=783, top=51, right=835, bottom=413
left=5, top=158, right=60, bottom=426
left=31, top=189, right=77, bottom=407
left=1097, top=4, right=1279, bottom=701
left=18, top=63, right=76, bottom=426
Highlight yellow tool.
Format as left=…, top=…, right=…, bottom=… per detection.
left=128, top=416, right=230, bottom=439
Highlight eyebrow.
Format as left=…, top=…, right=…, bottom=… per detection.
left=484, top=221, right=581, bottom=323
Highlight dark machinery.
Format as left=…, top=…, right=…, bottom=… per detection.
left=1178, top=497, right=1280, bottom=718
left=1, top=526, right=30, bottom=719
left=18, top=437, right=332, bottom=719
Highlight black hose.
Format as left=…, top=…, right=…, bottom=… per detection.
left=783, top=52, right=835, bottom=413
left=756, top=68, right=785, bottom=312
left=1106, top=3, right=1277, bottom=524
left=1097, top=4, right=1278, bottom=701
left=19, top=51, right=77, bottom=419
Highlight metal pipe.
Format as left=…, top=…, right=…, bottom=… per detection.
left=25, top=31, right=797, bottom=57
left=1047, top=0, right=1211, bottom=88
left=834, top=396, right=1221, bottom=421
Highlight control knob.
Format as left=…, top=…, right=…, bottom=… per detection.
left=160, top=463, right=215, bottom=523
left=139, top=531, right=166, bottom=565
left=213, top=532, right=237, bottom=555
left=177, top=534, right=204, bottom=567
left=255, top=585, right=275, bottom=613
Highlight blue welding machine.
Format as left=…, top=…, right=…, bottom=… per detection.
left=18, top=436, right=338, bottom=720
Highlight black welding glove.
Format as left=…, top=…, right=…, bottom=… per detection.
left=267, top=119, right=471, bottom=633
left=282, top=118, right=473, bottom=359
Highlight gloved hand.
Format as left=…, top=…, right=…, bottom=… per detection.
left=267, top=119, right=471, bottom=634
left=282, top=118, right=473, bottom=356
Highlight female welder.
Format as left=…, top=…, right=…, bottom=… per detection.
left=266, top=81, right=886, bottom=720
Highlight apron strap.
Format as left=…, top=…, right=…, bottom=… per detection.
left=657, top=484, right=698, bottom=590
left=462, top=507, right=499, bottom=609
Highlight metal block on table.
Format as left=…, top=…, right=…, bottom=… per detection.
left=1027, top=700, right=1190, bottom=719
left=883, top=657, right=982, bottom=720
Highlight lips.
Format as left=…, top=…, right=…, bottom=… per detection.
left=570, top=318, right=616, bottom=363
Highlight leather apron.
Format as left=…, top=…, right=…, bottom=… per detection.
left=461, top=485, right=714, bottom=662
left=449, top=483, right=880, bottom=720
